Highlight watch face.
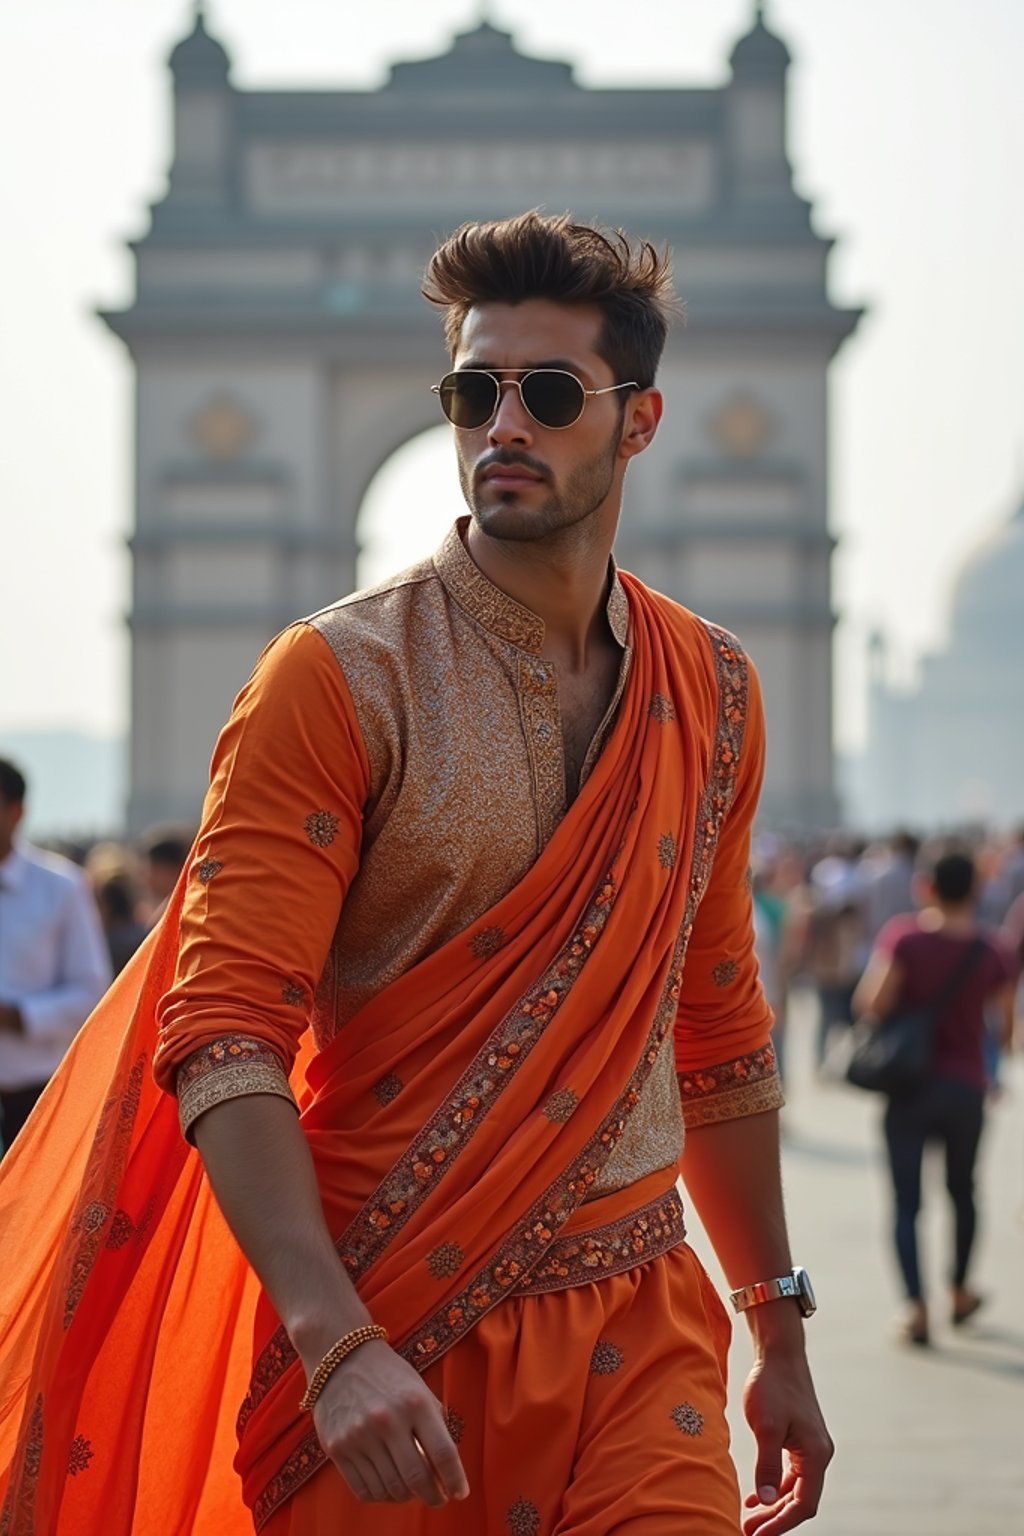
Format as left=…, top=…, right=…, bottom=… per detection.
left=793, top=1266, right=816, bottom=1317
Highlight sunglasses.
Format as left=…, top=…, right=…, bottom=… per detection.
left=431, top=369, right=638, bottom=431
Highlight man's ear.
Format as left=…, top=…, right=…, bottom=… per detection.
left=619, top=388, right=663, bottom=461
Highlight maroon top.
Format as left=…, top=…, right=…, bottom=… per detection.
left=876, top=917, right=1015, bottom=1090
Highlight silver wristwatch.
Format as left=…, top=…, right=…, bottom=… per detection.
left=728, top=1266, right=816, bottom=1319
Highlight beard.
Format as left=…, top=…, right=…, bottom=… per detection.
left=457, top=426, right=620, bottom=546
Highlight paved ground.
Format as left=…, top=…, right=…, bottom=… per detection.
left=687, top=989, right=1024, bottom=1536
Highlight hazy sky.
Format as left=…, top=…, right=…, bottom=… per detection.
left=1, top=0, right=1021, bottom=755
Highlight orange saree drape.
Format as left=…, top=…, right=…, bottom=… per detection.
left=0, top=578, right=753, bottom=1534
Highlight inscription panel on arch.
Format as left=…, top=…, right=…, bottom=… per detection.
left=244, top=139, right=717, bottom=216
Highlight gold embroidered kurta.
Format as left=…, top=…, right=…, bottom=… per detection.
left=155, top=520, right=781, bottom=1196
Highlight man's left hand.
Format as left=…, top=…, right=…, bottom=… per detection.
left=740, top=1348, right=834, bottom=1535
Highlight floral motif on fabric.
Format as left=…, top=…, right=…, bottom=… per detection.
left=543, top=1088, right=578, bottom=1124
left=518, top=1189, right=686, bottom=1296
left=65, top=1058, right=145, bottom=1329
left=373, top=1072, right=404, bottom=1107
left=252, top=1428, right=325, bottom=1534
left=649, top=692, right=676, bottom=724
left=589, top=1339, right=625, bottom=1375
left=443, top=1406, right=466, bottom=1445
left=678, top=1044, right=783, bottom=1128
left=671, top=1401, right=705, bottom=1437
left=304, top=809, right=339, bottom=848
left=470, top=925, right=507, bottom=959
left=68, top=1435, right=94, bottom=1476
left=197, top=857, right=223, bottom=884
left=712, top=959, right=739, bottom=988
left=175, top=1035, right=295, bottom=1138
left=281, top=982, right=306, bottom=1007
left=658, top=832, right=678, bottom=869
left=507, top=1499, right=541, bottom=1536
left=427, top=1242, right=465, bottom=1279
left=105, top=1209, right=135, bottom=1249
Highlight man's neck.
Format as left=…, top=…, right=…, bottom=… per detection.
left=464, top=520, right=617, bottom=671
left=920, top=902, right=975, bottom=933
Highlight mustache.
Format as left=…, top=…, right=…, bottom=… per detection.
left=475, top=450, right=550, bottom=482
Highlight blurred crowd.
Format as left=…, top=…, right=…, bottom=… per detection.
left=751, top=826, right=1024, bottom=1084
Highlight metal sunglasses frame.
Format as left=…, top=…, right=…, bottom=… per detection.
left=431, top=368, right=639, bottom=431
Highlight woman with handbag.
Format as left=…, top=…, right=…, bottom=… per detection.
left=853, top=847, right=1015, bottom=1345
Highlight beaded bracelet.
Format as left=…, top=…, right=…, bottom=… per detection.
left=299, top=1323, right=389, bottom=1412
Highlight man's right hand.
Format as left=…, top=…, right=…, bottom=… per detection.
left=312, top=1338, right=469, bottom=1507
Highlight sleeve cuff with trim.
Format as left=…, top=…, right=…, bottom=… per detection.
left=175, top=1035, right=299, bottom=1142
left=678, top=1042, right=784, bottom=1128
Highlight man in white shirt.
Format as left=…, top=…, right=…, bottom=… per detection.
left=0, top=758, right=111, bottom=1151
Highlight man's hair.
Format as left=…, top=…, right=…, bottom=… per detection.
left=0, top=758, right=27, bottom=807
left=422, top=210, right=679, bottom=390
left=923, top=845, right=976, bottom=905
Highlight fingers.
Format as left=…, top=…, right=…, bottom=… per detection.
left=388, top=1432, right=451, bottom=1510
left=411, top=1418, right=470, bottom=1502
left=741, top=1465, right=826, bottom=1536
left=340, top=1450, right=394, bottom=1504
left=319, top=1390, right=467, bottom=1508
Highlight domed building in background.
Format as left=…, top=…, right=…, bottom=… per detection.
left=856, top=494, right=1024, bottom=829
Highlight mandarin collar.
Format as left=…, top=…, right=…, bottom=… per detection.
left=433, top=518, right=629, bottom=655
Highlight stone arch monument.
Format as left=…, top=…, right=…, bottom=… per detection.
left=102, top=3, right=861, bottom=832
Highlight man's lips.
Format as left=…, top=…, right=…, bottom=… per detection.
left=478, top=462, right=545, bottom=488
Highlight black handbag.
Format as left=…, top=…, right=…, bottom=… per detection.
left=845, top=937, right=984, bottom=1095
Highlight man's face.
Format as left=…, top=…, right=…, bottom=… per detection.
left=450, top=299, right=630, bottom=545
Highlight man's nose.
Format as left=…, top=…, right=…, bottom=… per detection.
left=487, top=380, right=534, bottom=446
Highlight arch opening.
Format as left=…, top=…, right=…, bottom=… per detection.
left=356, top=425, right=463, bottom=589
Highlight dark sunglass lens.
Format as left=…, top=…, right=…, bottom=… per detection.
left=521, top=371, right=585, bottom=428
left=440, top=373, right=498, bottom=428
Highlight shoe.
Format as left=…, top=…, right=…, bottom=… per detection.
left=898, top=1303, right=930, bottom=1346
left=951, top=1292, right=984, bottom=1327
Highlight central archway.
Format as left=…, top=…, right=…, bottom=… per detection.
left=356, top=425, right=463, bottom=589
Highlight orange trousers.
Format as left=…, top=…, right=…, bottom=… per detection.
left=264, top=1243, right=740, bottom=1536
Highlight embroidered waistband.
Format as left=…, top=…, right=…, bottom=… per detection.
left=513, top=1184, right=686, bottom=1297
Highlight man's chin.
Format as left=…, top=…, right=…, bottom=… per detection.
left=471, top=500, right=557, bottom=542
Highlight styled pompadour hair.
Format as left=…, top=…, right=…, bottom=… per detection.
left=422, top=210, right=679, bottom=389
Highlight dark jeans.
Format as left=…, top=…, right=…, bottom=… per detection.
left=883, top=1077, right=985, bottom=1300
left=0, top=1083, right=47, bottom=1155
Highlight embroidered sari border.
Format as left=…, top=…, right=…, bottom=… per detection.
left=515, top=1184, right=686, bottom=1295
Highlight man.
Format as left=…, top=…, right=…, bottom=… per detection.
left=0, top=214, right=831, bottom=1534
left=0, top=758, right=111, bottom=1151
